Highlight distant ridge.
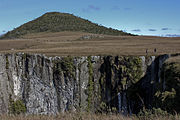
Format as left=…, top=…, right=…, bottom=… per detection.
left=1, top=12, right=133, bottom=39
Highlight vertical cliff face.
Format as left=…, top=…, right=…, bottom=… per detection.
left=0, top=53, right=173, bottom=115
left=0, top=54, right=58, bottom=114
left=129, top=55, right=170, bottom=114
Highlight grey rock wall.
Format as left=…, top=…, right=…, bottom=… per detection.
left=0, top=53, right=171, bottom=115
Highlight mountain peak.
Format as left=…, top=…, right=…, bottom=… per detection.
left=1, top=12, right=132, bottom=39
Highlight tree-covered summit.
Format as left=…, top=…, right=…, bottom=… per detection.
left=1, top=12, right=132, bottom=39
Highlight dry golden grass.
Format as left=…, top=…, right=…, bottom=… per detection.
left=0, top=31, right=180, bottom=57
left=0, top=114, right=132, bottom=120
left=0, top=113, right=180, bottom=120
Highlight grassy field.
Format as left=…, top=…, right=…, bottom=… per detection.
left=0, top=31, right=179, bottom=57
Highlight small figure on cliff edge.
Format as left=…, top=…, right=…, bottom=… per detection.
left=154, top=48, right=157, bottom=53
left=146, top=49, right=148, bottom=55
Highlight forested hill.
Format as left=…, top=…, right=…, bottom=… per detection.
left=1, top=12, right=132, bottom=39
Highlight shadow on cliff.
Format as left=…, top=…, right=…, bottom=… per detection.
left=98, top=55, right=168, bottom=114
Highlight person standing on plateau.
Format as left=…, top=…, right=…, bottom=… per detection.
left=146, top=49, right=148, bottom=55
left=154, top=48, right=157, bottom=53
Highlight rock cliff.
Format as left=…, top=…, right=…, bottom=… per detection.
left=0, top=53, right=178, bottom=115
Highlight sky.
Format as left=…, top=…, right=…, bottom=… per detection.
left=0, top=0, right=180, bottom=36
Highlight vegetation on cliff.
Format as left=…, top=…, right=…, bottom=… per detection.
left=154, top=61, right=180, bottom=113
left=53, top=56, right=75, bottom=78
left=98, top=56, right=143, bottom=114
left=1, top=12, right=132, bottom=39
left=87, top=56, right=94, bottom=112
left=9, top=99, right=26, bottom=115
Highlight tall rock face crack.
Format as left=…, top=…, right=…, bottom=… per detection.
left=0, top=53, right=173, bottom=114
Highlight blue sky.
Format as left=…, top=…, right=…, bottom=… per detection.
left=0, top=0, right=180, bottom=36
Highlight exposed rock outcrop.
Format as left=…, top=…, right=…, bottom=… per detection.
left=0, top=53, right=178, bottom=115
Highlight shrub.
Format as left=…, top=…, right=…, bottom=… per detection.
left=9, top=99, right=26, bottom=115
left=138, top=108, right=170, bottom=120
